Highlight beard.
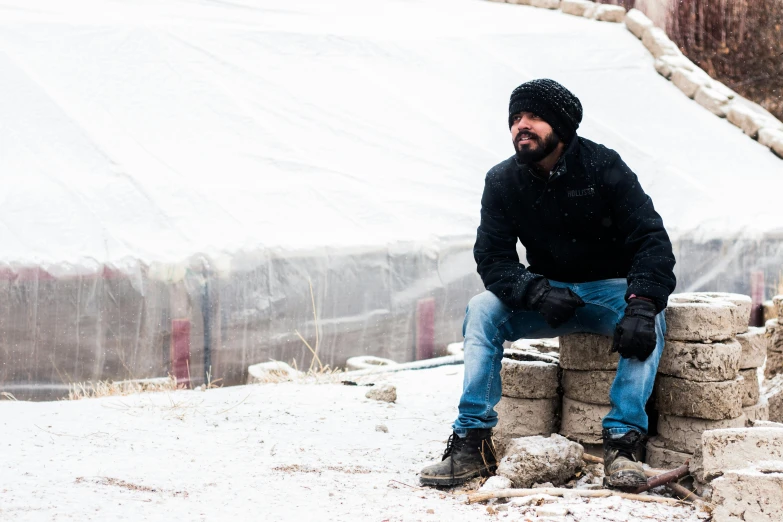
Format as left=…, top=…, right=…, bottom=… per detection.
left=514, top=129, right=560, bottom=165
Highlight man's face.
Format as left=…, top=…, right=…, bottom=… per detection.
left=510, top=112, right=560, bottom=165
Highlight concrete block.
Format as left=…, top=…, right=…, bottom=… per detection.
left=744, top=398, right=770, bottom=424
left=657, top=413, right=746, bottom=454
left=763, top=300, right=778, bottom=322
left=497, top=434, right=583, bottom=488
left=529, top=0, right=560, bottom=8
left=712, top=469, right=783, bottom=522
left=673, top=292, right=751, bottom=336
left=765, top=374, right=783, bottom=423
left=654, top=55, right=694, bottom=79
left=560, top=397, right=610, bottom=444
left=624, top=8, right=653, bottom=39
left=658, top=338, right=741, bottom=382
left=767, top=351, right=783, bottom=380
left=501, top=352, right=560, bottom=399
left=672, top=68, right=712, bottom=99
left=738, top=327, right=767, bottom=369
left=665, top=293, right=739, bottom=342
left=758, top=128, right=783, bottom=158
left=494, top=396, right=560, bottom=455
left=774, top=295, right=783, bottom=319
left=559, top=333, right=618, bottom=370
left=727, top=102, right=783, bottom=139
left=740, top=368, right=761, bottom=407
left=642, top=27, right=680, bottom=59
left=562, top=370, right=614, bottom=405
left=594, top=4, right=625, bottom=23
left=560, top=0, right=592, bottom=17
left=695, top=86, right=731, bottom=117
left=646, top=436, right=691, bottom=469
left=655, top=375, right=744, bottom=420
left=509, top=337, right=560, bottom=355
left=702, top=427, right=783, bottom=479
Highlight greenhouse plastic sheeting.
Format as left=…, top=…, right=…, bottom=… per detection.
left=1, top=0, right=782, bottom=399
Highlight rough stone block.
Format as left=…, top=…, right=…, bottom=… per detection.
left=529, top=0, right=560, bottom=8
left=671, top=68, right=712, bottom=99
left=665, top=293, right=739, bottom=342
left=727, top=102, right=783, bottom=139
left=657, top=414, right=746, bottom=454
left=744, top=398, right=770, bottom=425
left=712, top=469, right=783, bottom=522
left=560, top=397, right=610, bottom=444
left=646, top=436, right=691, bottom=469
left=559, top=333, right=618, bottom=370
left=497, top=434, right=583, bottom=488
left=501, top=352, right=560, bottom=399
left=738, top=327, right=767, bottom=369
left=695, top=86, right=731, bottom=117
left=654, top=55, right=694, bottom=79
left=764, top=300, right=778, bottom=322
left=758, top=128, right=783, bottom=158
left=594, top=4, right=625, bottom=22
left=774, top=295, right=783, bottom=319
left=365, top=384, right=397, bottom=403
left=767, top=351, right=783, bottom=380
left=655, top=375, right=743, bottom=420
left=494, top=396, right=560, bottom=455
left=658, top=338, right=741, bottom=382
left=560, top=0, right=592, bottom=17
left=765, top=374, right=783, bottom=423
left=624, top=8, right=653, bottom=39
left=702, top=427, right=783, bottom=479
left=673, top=292, right=751, bottom=336
left=562, top=370, right=614, bottom=405
left=641, top=27, right=680, bottom=59
left=740, top=368, right=761, bottom=407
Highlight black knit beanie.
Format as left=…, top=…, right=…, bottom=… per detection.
left=508, top=79, right=583, bottom=143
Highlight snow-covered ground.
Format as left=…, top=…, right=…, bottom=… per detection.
left=1, top=366, right=707, bottom=521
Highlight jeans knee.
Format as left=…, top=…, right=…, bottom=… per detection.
left=464, top=291, right=507, bottom=338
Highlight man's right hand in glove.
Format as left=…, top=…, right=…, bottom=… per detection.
left=524, top=278, right=585, bottom=328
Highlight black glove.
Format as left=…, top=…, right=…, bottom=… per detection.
left=612, top=298, right=658, bottom=361
left=524, top=278, right=585, bottom=328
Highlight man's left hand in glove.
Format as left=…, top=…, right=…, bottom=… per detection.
left=612, top=297, right=657, bottom=361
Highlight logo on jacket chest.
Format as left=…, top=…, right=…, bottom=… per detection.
left=567, top=186, right=595, bottom=198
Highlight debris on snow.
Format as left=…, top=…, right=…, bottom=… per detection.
left=365, top=384, right=397, bottom=403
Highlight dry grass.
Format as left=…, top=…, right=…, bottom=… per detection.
left=67, top=376, right=178, bottom=400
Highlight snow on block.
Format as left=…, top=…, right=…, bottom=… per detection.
left=664, top=293, right=739, bottom=342
left=365, top=384, right=397, bottom=403
left=624, top=8, right=653, bottom=39
left=501, top=352, right=559, bottom=399
left=712, top=469, right=783, bottom=522
left=529, top=0, right=560, bottom=8
left=727, top=102, right=783, bottom=139
left=658, top=338, right=741, bottom=382
left=560, top=396, right=610, bottom=444
left=559, top=333, right=618, bottom=370
left=494, top=396, right=559, bottom=455
left=560, top=0, right=592, bottom=17
left=695, top=86, right=731, bottom=117
left=740, top=369, right=761, bottom=407
left=247, top=361, right=302, bottom=384
left=496, top=434, right=583, bottom=488
left=645, top=436, right=691, bottom=469
left=657, top=413, right=746, bottom=454
left=594, top=4, right=625, bottom=23
left=655, top=375, right=744, bottom=420
left=737, top=327, right=767, bottom=369
left=641, top=27, right=680, bottom=59
left=654, top=54, right=694, bottom=79
left=759, top=128, right=783, bottom=158
left=674, top=292, right=751, bottom=335
left=561, top=369, right=614, bottom=405
left=744, top=398, right=770, bottom=424
left=702, top=427, right=783, bottom=479
left=672, top=68, right=712, bottom=99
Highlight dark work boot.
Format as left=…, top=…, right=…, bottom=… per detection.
left=602, top=429, right=648, bottom=488
left=419, top=429, right=497, bottom=487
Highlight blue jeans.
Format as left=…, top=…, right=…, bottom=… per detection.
left=453, top=279, right=666, bottom=438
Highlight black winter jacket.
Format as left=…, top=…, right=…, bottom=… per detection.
left=474, top=136, right=676, bottom=313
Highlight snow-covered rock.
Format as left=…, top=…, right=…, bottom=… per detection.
left=365, top=384, right=397, bottom=402
left=594, top=4, right=625, bottom=23
left=654, top=54, right=693, bottom=79
left=727, top=102, right=783, bottom=139
left=759, top=128, right=783, bottom=158
left=496, top=434, right=583, bottom=488
left=560, top=0, right=592, bottom=17
left=641, top=27, right=681, bottom=59
left=624, top=8, right=653, bottom=39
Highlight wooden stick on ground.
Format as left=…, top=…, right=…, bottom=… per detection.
left=582, top=452, right=697, bottom=500
left=466, top=487, right=684, bottom=506
left=633, top=462, right=691, bottom=494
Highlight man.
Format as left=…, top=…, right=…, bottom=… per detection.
left=420, top=79, right=676, bottom=488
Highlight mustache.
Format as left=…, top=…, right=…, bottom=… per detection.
left=515, top=131, right=540, bottom=146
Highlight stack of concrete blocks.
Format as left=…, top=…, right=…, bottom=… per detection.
left=764, top=295, right=783, bottom=380
left=494, top=347, right=561, bottom=457
left=691, top=425, right=783, bottom=520
left=649, top=293, right=760, bottom=471
left=558, top=333, right=618, bottom=447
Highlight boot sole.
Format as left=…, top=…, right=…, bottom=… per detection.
left=604, top=471, right=649, bottom=488
left=419, top=465, right=497, bottom=487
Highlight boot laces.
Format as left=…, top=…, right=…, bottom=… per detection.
left=442, top=433, right=466, bottom=461
left=604, top=429, right=643, bottom=462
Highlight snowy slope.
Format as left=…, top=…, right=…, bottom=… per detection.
left=0, top=0, right=781, bottom=268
